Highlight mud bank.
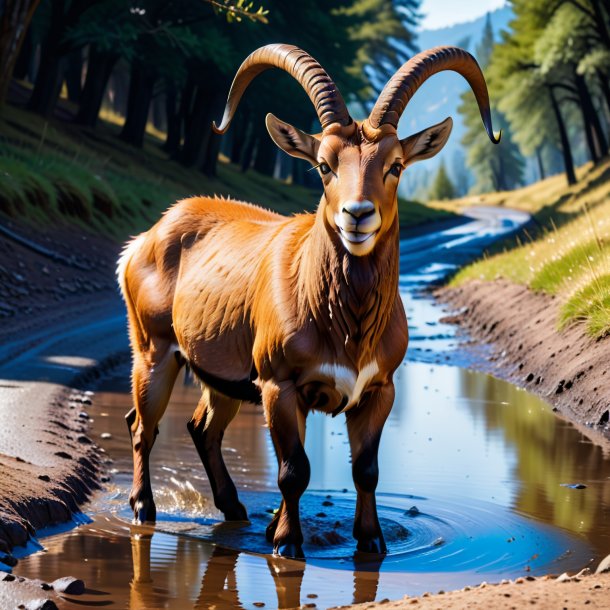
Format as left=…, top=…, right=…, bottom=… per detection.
left=437, top=279, right=610, bottom=448
left=337, top=569, right=610, bottom=609
left=0, top=220, right=125, bottom=561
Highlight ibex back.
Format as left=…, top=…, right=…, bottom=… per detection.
left=118, top=44, right=498, bottom=558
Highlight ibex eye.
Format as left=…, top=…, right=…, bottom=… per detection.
left=389, top=163, right=403, bottom=178
left=319, top=163, right=331, bottom=175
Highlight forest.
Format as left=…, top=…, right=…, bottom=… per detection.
left=0, top=0, right=608, bottom=201
left=457, top=0, right=609, bottom=194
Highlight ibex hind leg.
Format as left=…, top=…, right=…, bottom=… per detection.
left=128, top=340, right=180, bottom=523
left=188, top=386, right=248, bottom=521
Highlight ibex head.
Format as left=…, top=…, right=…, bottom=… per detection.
left=214, top=44, right=499, bottom=257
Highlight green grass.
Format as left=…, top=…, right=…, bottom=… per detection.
left=0, top=104, right=451, bottom=240
left=450, top=165, right=610, bottom=339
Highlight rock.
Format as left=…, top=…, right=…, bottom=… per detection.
left=1, top=571, right=15, bottom=581
left=52, top=576, right=85, bottom=594
left=560, top=483, right=587, bottom=489
left=100, top=433, right=112, bottom=440
left=596, top=554, right=610, bottom=574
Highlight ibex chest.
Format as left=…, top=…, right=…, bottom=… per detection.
left=295, top=359, right=381, bottom=415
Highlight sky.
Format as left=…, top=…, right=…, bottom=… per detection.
left=419, top=0, right=506, bottom=30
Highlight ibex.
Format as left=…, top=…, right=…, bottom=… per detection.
left=118, top=44, right=498, bottom=558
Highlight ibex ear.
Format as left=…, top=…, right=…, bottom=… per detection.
left=266, top=113, right=320, bottom=165
left=401, top=117, right=453, bottom=166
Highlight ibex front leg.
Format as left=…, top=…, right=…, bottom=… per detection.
left=263, top=380, right=310, bottom=558
left=346, top=383, right=394, bottom=554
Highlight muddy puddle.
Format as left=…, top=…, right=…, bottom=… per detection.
left=13, top=359, right=610, bottom=608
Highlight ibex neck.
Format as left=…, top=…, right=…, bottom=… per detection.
left=300, top=206, right=400, bottom=364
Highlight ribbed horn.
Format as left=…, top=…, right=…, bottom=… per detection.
left=369, top=46, right=500, bottom=144
left=213, top=44, right=351, bottom=134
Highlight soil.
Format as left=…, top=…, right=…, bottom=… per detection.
left=336, top=570, right=610, bottom=609
left=0, top=218, right=122, bottom=561
left=436, top=280, right=610, bottom=448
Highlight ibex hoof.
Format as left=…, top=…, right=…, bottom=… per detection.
left=223, top=502, right=248, bottom=522
left=273, top=542, right=304, bottom=559
left=132, top=498, right=156, bottom=524
left=356, top=536, right=387, bottom=554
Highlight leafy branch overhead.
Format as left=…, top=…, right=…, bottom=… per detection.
left=206, top=0, right=269, bottom=24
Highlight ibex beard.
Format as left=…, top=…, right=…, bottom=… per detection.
left=117, top=44, right=498, bottom=558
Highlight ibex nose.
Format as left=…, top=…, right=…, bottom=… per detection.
left=341, top=200, right=375, bottom=220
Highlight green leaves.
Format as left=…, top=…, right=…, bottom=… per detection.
left=208, top=0, right=269, bottom=24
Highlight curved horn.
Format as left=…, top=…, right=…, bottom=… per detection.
left=368, top=46, right=500, bottom=144
left=213, top=44, right=351, bottom=134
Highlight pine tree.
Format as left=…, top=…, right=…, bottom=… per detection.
left=458, top=13, right=524, bottom=193
left=429, top=161, right=456, bottom=200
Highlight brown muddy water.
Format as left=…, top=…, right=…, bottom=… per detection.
left=13, top=360, right=610, bottom=609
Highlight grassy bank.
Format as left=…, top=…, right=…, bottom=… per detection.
left=446, top=158, right=610, bottom=339
left=0, top=104, right=451, bottom=240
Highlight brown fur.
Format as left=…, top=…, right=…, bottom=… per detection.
left=117, top=114, right=453, bottom=555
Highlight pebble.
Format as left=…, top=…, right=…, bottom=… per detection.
left=100, top=433, right=112, bottom=440
left=52, top=576, right=85, bottom=594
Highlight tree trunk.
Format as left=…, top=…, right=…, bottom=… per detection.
left=64, top=48, right=83, bottom=103
left=229, top=109, right=249, bottom=164
left=292, top=158, right=306, bottom=186
left=163, top=81, right=182, bottom=156
left=120, top=62, right=157, bottom=148
left=596, top=69, right=610, bottom=126
left=28, top=0, right=65, bottom=115
left=180, top=85, right=213, bottom=167
left=548, top=86, right=577, bottom=186
left=574, top=73, right=607, bottom=160
left=201, top=91, right=227, bottom=176
left=0, top=0, right=41, bottom=105
left=253, top=123, right=277, bottom=176
left=535, top=147, right=545, bottom=180
left=590, top=0, right=610, bottom=50
left=75, top=46, right=118, bottom=127
left=241, top=132, right=257, bottom=172
left=12, top=24, right=32, bottom=81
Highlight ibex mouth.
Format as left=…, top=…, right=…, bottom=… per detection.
left=338, top=227, right=377, bottom=244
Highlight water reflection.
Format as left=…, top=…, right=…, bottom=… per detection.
left=459, top=372, right=610, bottom=541
left=127, top=522, right=383, bottom=609
left=13, top=362, right=610, bottom=607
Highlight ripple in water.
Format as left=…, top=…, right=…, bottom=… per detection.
left=108, top=488, right=590, bottom=577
